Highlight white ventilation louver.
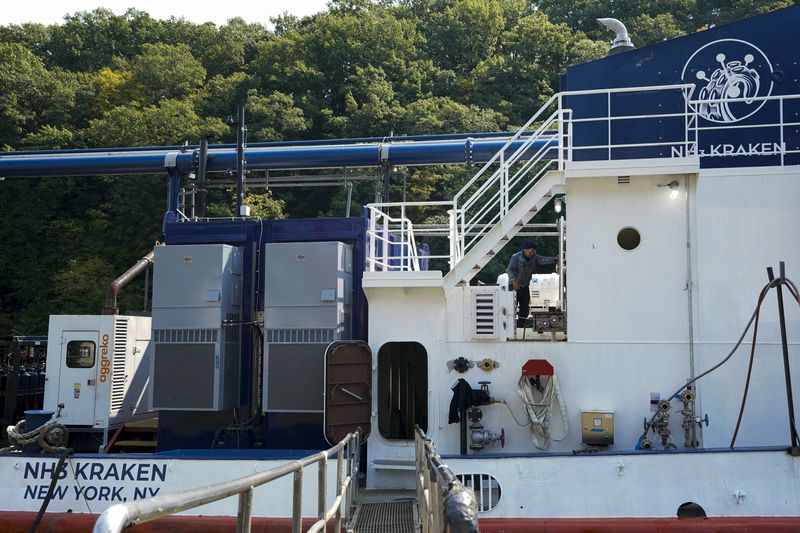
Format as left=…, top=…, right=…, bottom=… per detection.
left=472, top=290, right=498, bottom=339
left=110, top=318, right=128, bottom=412
left=456, top=473, right=501, bottom=512
left=618, top=175, right=631, bottom=184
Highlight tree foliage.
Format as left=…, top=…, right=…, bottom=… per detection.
left=0, top=1, right=785, bottom=332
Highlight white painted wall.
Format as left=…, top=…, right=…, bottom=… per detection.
left=693, top=167, right=800, bottom=447
left=566, top=174, right=693, bottom=343
left=362, top=165, right=800, bottom=490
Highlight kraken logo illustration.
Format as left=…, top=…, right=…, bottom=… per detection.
left=682, top=39, right=773, bottom=123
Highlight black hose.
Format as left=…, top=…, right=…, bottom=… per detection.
left=730, top=287, right=765, bottom=447
left=28, top=447, right=73, bottom=533
left=639, top=277, right=782, bottom=446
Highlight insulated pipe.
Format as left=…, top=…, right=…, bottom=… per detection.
left=6, top=131, right=540, bottom=157
left=597, top=18, right=634, bottom=54
left=102, top=250, right=155, bottom=315
left=0, top=138, right=558, bottom=178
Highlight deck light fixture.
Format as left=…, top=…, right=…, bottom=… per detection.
left=658, top=180, right=680, bottom=199
left=554, top=196, right=563, bottom=213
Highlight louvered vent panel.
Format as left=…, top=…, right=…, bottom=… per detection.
left=618, top=175, right=631, bottom=184
left=266, top=328, right=337, bottom=344
left=110, top=318, right=128, bottom=411
left=473, top=291, right=498, bottom=339
left=153, top=329, right=218, bottom=343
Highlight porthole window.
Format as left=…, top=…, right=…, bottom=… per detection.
left=617, top=227, right=641, bottom=251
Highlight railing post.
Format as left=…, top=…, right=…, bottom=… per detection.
left=607, top=91, right=612, bottom=160
left=292, top=468, right=303, bottom=533
left=382, top=217, right=389, bottom=271
left=431, top=474, right=442, bottom=533
left=335, top=444, right=344, bottom=533
left=368, top=209, right=376, bottom=272
left=401, top=203, right=407, bottom=270
left=780, top=97, right=785, bottom=167
left=557, top=95, right=564, bottom=171
left=684, top=88, right=689, bottom=157
left=318, top=453, right=327, bottom=523
left=567, top=109, right=573, bottom=163
left=500, top=150, right=507, bottom=216
left=236, top=488, right=253, bottom=533
left=448, top=209, right=456, bottom=269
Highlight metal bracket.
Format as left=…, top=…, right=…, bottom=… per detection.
left=164, top=152, right=180, bottom=168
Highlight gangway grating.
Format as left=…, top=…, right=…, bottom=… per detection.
left=349, top=500, right=418, bottom=533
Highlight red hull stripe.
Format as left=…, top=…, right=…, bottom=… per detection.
left=478, top=517, right=800, bottom=532
left=3, top=513, right=800, bottom=532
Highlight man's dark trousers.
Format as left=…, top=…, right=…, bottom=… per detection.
left=515, top=286, right=530, bottom=328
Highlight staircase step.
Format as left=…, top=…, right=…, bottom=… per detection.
left=113, top=440, right=157, bottom=447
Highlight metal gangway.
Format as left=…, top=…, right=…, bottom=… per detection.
left=93, top=431, right=361, bottom=533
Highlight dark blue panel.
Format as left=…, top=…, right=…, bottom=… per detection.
left=262, top=412, right=328, bottom=450
left=563, top=5, right=800, bottom=169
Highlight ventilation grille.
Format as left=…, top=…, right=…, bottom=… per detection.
left=473, top=290, right=498, bottom=339
left=617, top=175, right=631, bottom=184
left=351, top=501, right=416, bottom=533
left=154, top=329, right=218, bottom=343
left=266, top=328, right=336, bottom=344
left=456, top=473, right=501, bottom=512
left=110, top=318, right=128, bottom=411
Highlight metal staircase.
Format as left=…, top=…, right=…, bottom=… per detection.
left=366, top=92, right=568, bottom=286
left=442, top=170, right=564, bottom=291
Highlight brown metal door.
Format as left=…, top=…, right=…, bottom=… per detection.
left=324, top=341, right=372, bottom=445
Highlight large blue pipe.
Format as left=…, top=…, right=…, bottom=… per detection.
left=0, top=137, right=558, bottom=178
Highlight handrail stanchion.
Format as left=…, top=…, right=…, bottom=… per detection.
left=318, top=452, right=327, bottom=523
left=780, top=98, right=785, bottom=167
left=235, top=488, right=253, bottom=533
left=448, top=209, right=456, bottom=269
left=500, top=150, right=506, bottom=216
left=382, top=217, right=389, bottom=271
left=401, top=203, right=407, bottom=269
left=335, top=445, right=344, bottom=532
left=292, top=468, right=303, bottom=533
left=368, top=209, right=377, bottom=272
left=607, top=92, right=612, bottom=160
left=557, top=94, right=564, bottom=171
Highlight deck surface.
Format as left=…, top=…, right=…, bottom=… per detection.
left=349, top=490, right=418, bottom=533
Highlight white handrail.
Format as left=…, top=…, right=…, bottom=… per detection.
left=93, top=431, right=361, bottom=533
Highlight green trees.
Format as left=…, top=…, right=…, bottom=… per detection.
left=0, top=2, right=786, bottom=331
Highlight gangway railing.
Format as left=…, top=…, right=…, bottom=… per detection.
left=415, top=426, right=479, bottom=533
left=93, top=430, right=361, bottom=533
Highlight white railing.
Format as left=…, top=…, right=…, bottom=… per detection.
left=688, top=93, right=800, bottom=165
left=93, top=431, right=361, bottom=533
left=365, top=85, right=797, bottom=275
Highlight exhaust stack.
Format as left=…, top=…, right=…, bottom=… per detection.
left=597, top=18, right=634, bottom=55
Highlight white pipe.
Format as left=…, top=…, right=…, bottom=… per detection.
left=597, top=18, right=634, bottom=53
